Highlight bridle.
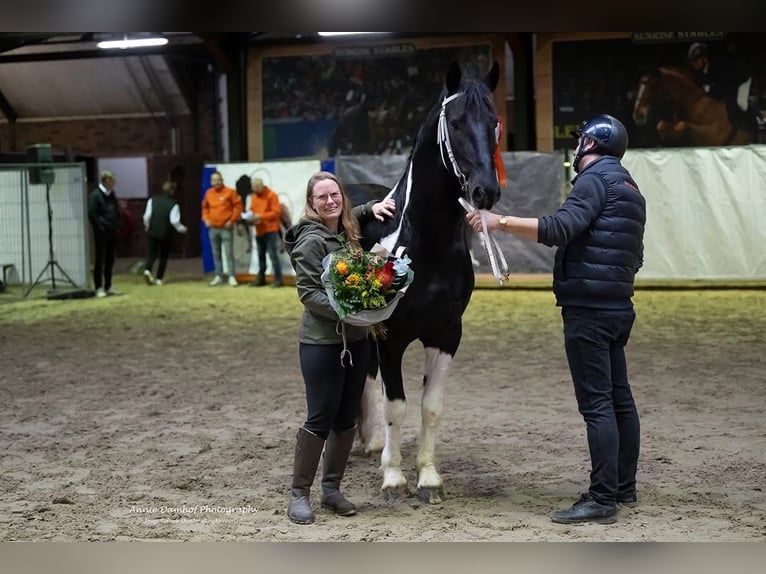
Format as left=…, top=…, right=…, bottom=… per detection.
left=437, top=92, right=469, bottom=192
left=436, top=92, right=510, bottom=285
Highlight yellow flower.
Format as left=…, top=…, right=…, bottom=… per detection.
left=345, top=274, right=361, bottom=286
left=335, top=260, right=349, bottom=275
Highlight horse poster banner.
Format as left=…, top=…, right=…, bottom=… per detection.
left=261, top=43, right=493, bottom=159
left=551, top=32, right=766, bottom=151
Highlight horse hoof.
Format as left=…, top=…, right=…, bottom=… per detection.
left=417, top=486, right=446, bottom=504
left=363, top=444, right=384, bottom=457
left=383, top=486, right=408, bottom=502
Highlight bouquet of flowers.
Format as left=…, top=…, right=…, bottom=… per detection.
left=321, top=243, right=414, bottom=333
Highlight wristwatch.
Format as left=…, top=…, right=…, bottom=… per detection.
left=498, top=216, right=509, bottom=228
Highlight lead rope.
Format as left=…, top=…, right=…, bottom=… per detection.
left=459, top=197, right=510, bottom=285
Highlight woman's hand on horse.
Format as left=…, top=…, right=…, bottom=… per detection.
left=372, top=198, right=396, bottom=221
left=466, top=210, right=501, bottom=232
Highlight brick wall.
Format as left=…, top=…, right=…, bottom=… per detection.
left=0, top=99, right=218, bottom=260
left=0, top=112, right=216, bottom=159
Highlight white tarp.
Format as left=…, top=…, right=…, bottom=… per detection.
left=622, top=145, right=766, bottom=280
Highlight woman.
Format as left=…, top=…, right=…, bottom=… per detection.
left=283, top=172, right=395, bottom=524
left=142, top=180, right=188, bottom=286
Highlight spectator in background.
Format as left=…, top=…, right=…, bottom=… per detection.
left=234, top=174, right=254, bottom=254
left=87, top=171, right=121, bottom=298
left=244, top=178, right=284, bottom=287
left=202, top=171, right=242, bottom=286
left=142, top=180, right=188, bottom=286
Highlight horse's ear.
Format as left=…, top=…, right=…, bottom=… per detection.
left=446, top=60, right=461, bottom=95
left=483, top=61, right=500, bottom=92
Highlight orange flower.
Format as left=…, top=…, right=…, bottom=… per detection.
left=335, top=260, right=349, bottom=275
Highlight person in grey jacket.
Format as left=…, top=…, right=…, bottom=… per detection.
left=467, top=114, right=646, bottom=525
left=283, top=171, right=394, bottom=525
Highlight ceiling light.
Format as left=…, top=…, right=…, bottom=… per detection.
left=97, top=37, right=168, bottom=49
left=318, top=32, right=389, bottom=37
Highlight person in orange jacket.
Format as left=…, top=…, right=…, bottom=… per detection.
left=245, top=178, right=284, bottom=287
left=202, top=171, right=243, bottom=286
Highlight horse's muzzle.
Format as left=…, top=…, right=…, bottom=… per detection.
left=471, top=186, right=501, bottom=210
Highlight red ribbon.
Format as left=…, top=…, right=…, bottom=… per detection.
left=494, top=116, right=506, bottom=187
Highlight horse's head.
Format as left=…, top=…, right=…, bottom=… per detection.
left=633, top=68, right=662, bottom=127
left=438, top=60, right=502, bottom=210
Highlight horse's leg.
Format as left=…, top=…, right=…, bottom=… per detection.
left=415, top=347, right=452, bottom=504
left=378, top=342, right=409, bottom=501
left=358, top=340, right=386, bottom=455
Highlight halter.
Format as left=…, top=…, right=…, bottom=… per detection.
left=437, top=92, right=468, bottom=191
left=438, top=93, right=510, bottom=285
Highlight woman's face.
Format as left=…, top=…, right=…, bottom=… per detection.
left=310, top=179, right=343, bottom=226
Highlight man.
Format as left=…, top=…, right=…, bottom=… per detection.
left=467, top=114, right=646, bottom=525
left=686, top=42, right=759, bottom=134
left=142, top=180, right=188, bottom=286
left=244, top=178, right=283, bottom=287
left=202, top=171, right=242, bottom=286
left=87, top=171, right=121, bottom=298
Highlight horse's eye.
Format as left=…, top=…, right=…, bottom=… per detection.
left=450, top=119, right=459, bottom=129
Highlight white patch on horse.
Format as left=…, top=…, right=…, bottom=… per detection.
left=381, top=398, right=408, bottom=491
left=358, top=375, right=385, bottom=454
left=416, top=348, right=451, bottom=491
left=380, top=162, right=413, bottom=253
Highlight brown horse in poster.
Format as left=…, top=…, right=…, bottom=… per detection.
left=632, top=66, right=753, bottom=146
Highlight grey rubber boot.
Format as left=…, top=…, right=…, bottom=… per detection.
left=320, top=427, right=357, bottom=516
left=287, top=427, right=325, bottom=524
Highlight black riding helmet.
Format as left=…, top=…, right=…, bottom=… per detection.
left=687, top=42, right=709, bottom=61
left=570, top=114, right=629, bottom=172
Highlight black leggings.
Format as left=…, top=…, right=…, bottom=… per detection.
left=299, top=339, right=371, bottom=439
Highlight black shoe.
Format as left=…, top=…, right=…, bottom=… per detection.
left=272, top=280, right=283, bottom=288
left=551, top=493, right=617, bottom=524
left=618, top=492, right=638, bottom=508
left=250, top=278, right=266, bottom=287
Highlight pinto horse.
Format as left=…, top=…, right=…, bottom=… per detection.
left=632, top=66, right=753, bottom=146
left=355, top=60, right=502, bottom=504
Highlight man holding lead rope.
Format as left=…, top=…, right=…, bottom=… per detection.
left=467, top=114, right=646, bottom=525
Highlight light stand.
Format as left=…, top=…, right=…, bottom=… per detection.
left=23, top=180, right=79, bottom=298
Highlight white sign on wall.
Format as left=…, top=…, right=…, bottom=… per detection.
left=205, top=159, right=321, bottom=276
left=96, top=157, right=149, bottom=198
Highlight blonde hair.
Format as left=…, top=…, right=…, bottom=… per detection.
left=302, top=171, right=360, bottom=248
left=161, top=180, right=176, bottom=194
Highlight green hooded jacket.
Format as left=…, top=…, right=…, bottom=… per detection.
left=283, top=201, right=377, bottom=345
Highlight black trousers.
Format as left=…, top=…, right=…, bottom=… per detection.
left=256, top=231, right=282, bottom=281
left=299, top=339, right=371, bottom=439
left=562, top=306, right=640, bottom=506
left=145, top=236, right=172, bottom=280
left=93, top=232, right=117, bottom=290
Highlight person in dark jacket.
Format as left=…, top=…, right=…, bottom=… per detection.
left=686, top=42, right=759, bottom=134
left=467, top=114, right=646, bottom=525
left=87, top=171, right=121, bottom=297
left=282, top=171, right=395, bottom=525
left=142, top=180, right=188, bottom=286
